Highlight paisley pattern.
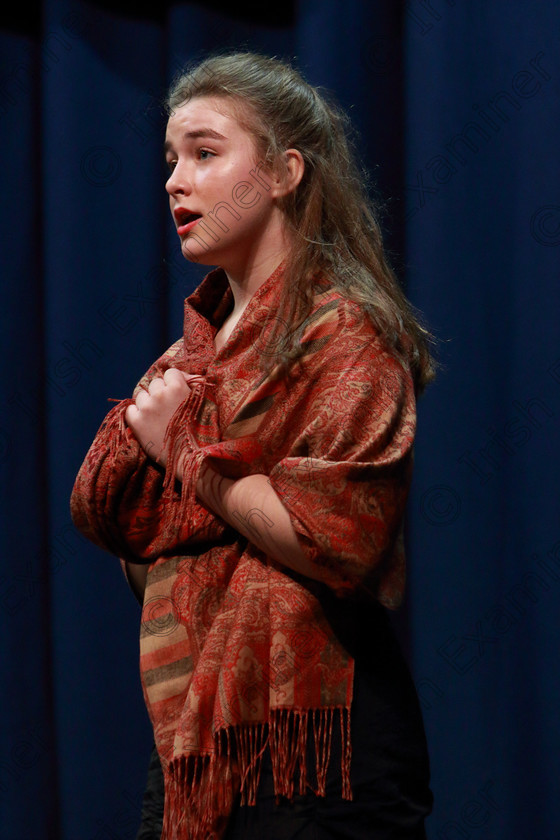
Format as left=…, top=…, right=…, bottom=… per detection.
left=70, top=263, right=417, bottom=839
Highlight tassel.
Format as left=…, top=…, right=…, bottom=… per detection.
left=162, top=379, right=210, bottom=534
left=233, top=722, right=268, bottom=806
left=163, top=380, right=207, bottom=490
left=269, top=709, right=307, bottom=801
left=296, top=708, right=308, bottom=795
left=94, top=397, right=135, bottom=458
left=341, top=706, right=353, bottom=801
left=313, top=707, right=334, bottom=797
left=158, top=707, right=352, bottom=838
left=161, top=747, right=236, bottom=840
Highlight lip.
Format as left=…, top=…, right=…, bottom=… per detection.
left=177, top=217, right=201, bottom=236
left=174, top=207, right=202, bottom=236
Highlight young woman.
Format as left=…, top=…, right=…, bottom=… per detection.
left=71, top=52, right=436, bottom=840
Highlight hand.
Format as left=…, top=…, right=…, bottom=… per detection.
left=125, top=369, right=201, bottom=467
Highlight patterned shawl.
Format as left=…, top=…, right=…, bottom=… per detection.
left=70, top=263, right=416, bottom=839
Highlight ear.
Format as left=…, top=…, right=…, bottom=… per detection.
left=270, top=148, right=305, bottom=198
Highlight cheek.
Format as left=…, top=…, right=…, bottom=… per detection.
left=196, top=165, right=226, bottom=193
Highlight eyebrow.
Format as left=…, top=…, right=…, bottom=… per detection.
left=163, top=129, right=228, bottom=153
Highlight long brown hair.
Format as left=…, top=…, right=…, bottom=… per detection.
left=167, top=52, right=437, bottom=394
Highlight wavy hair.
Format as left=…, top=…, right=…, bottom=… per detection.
left=167, top=52, right=437, bottom=394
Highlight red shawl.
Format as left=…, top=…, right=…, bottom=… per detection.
left=70, top=263, right=416, bottom=839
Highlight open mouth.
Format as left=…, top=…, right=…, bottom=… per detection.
left=176, top=210, right=202, bottom=235
left=181, top=212, right=201, bottom=225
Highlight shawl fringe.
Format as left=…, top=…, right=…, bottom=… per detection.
left=161, top=708, right=352, bottom=840
left=163, top=381, right=209, bottom=531
left=70, top=266, right=416, bottom=840
left=103, top=398, right=135, bottom=458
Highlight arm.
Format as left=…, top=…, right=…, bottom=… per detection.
left=195, top=348, right=415, bottom=604
left=194, top=468, right=320, bottom=580
left=70, top=345, right=228, bottom=563
left=125, top=370, right=315, bottom=577
left=127, top=411, right=341, bottom=584
left=127, top=319, right=416, bottom=602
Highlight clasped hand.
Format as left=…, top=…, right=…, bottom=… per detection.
left=125, top=368, right=203, bottom=468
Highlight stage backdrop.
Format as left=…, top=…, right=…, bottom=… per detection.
left=1, top=1, right=558, bottom=837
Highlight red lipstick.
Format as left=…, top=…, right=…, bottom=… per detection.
left=177, top=217, right=201, bottom=236
left=174, top=207, right=202, bottom=236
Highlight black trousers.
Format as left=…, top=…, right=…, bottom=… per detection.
left=136, top=597, right=433, bottom=839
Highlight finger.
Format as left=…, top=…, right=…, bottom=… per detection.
left=148, top=377, right=166, bottom=395
left=125, top=403, right=139, bottom=425
left=134, top=389, right=150, bottom=410
left=163, top=367, right=191, bottom=388
left=164, top=370, right=194, bottom=399
left=163, top=367, right=182, bottom=384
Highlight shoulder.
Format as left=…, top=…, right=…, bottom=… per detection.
left=299, top=283, right=393, bottom=367
left=295, top=282, right=415, bottom=403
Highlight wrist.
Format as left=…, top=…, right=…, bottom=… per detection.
left=144, top=439, right=166, bottom=467
left=195, top=463, right=235, bottom=514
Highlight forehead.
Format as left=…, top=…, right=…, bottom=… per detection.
left=165, top=96, right=253, bottom=143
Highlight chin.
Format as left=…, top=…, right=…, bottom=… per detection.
left=181, top=237, right=234, bottom=268
left=180, top=242, right=217, bottom=265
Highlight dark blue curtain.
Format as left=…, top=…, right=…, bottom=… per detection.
left=1, top=1, right=558, bottom=837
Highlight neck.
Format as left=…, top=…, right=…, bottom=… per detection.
left=224, top=253, right=284, bottom=312
left=221, top=213, right=292, bottom=314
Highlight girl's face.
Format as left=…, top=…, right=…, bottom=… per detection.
left=164, top=96, right=283, bottom=270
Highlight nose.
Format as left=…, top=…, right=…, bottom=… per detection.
left=165, top=162, right=192, bottom=197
